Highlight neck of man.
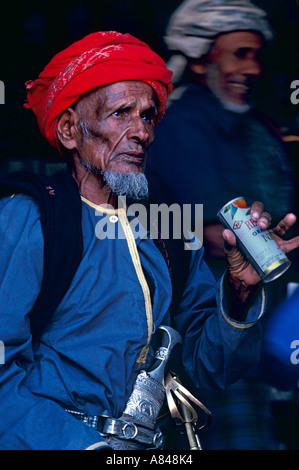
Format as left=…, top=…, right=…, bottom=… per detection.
left=72, top=163, right=117, bottom=208
left=69, top=152, right=149, bottom=206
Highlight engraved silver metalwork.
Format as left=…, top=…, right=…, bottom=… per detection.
left=123, top=372, right=165, bottom=429
left=122, top=326, right=182, bottom=430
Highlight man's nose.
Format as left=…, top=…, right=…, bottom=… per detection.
left=243, top=57, right=262, bottom=77
left=127, top=116, right=150, bottom=142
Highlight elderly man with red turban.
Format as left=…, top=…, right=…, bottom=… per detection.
left=0, top=31, right=298, bottom=450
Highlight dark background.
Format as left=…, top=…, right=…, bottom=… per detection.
left=0, top=0, right=298, bottom=173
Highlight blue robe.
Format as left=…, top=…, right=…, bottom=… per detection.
left=0, top=193, right=265, bottom=449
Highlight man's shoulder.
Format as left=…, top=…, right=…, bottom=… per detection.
left=163, top=83, right=223, bottom=132
left=0, top=192, right=40, bottom=210
left=167, top=83, right=208, bottom=110
left=0, top=192, right=43, bottom=248
left=0, top=168, right=82, bottom=237
left=0, top=168, right=80, bottom=207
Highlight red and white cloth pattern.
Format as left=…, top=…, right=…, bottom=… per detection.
left=25, top=31, right=173, bottom=150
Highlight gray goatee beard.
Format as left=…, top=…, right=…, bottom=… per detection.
left=77, top=155, right=149, bottom=200
left=102, top=169, right=149, bottom=201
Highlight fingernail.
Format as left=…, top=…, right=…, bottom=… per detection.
left=259, top=217, right=268, bottom=226
left=252, top=211, right=259, bottom=219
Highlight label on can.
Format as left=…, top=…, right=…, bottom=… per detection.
left=217, top=197, right=291, bottom=283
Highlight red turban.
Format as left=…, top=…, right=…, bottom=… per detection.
left=25, top=31, right=173, bottom=150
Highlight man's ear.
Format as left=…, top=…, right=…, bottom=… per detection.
left=56, top=107, right=79, bottom=150
left=189, top=60, right=207, bottom=75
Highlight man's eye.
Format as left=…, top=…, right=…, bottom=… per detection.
left=141, top=111, right=157, bottom=124
left=141, top=114, right=150, bottom=122
left=234, top=48, right=250, bottom=58
left=112, top=109, right=125, bottom=118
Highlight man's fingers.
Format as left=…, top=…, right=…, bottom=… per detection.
left=250, top=201, right=264, bottom=220
left=222, top=229, right=251, bottom=275
left=279, top=235, right=299, bottom=254
left=250, top=202, right=272, bottom=229
left=222, top=229, right=237, bottom=248
left=272, top=213, right=297, bottom=236
left=258, top=212, right=272, bottom=229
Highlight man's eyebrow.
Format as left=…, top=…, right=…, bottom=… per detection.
left=234, top=46, right=261, bottom=56
left=103, top=100, right=158, bottom=115
left=98, top=98, right=136, bottom=113
left=117, top=100, right=137, bottom=109
left=143, top=104, right=158, bottom=114
left=115, top=99, right=157, bottom=110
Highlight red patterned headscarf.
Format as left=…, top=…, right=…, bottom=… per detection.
left=25, top=31, right=173, bottom=150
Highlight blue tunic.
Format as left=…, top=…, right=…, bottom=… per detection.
left=0, top=194, right=265, bottom=449
left=260, top=291, right=299, bottom=390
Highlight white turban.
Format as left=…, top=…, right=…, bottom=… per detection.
left=165, top=0, right=273, bottom=83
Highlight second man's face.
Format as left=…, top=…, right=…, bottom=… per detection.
left=204, top=31, right=263, bottom=106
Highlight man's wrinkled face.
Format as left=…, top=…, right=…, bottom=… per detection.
left=72, top=80, right=158, bottom=175
left=204, top=31, right=263, bottom=109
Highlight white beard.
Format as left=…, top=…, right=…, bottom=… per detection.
left=205, top=63, right=251, bottom=114
left=77, top=154, right=149, bottom=201
left=102, top=169, right=149, bottom=200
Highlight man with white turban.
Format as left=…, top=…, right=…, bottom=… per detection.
left=146, top=0, right=298, bottom=450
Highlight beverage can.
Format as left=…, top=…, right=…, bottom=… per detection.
left=217, top=197, right=291, bottom=283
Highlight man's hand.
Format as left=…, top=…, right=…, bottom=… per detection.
left=222, top=201, right=299, bottom=315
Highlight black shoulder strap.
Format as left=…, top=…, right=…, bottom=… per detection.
left=0, top=169, right=83, bottom=341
